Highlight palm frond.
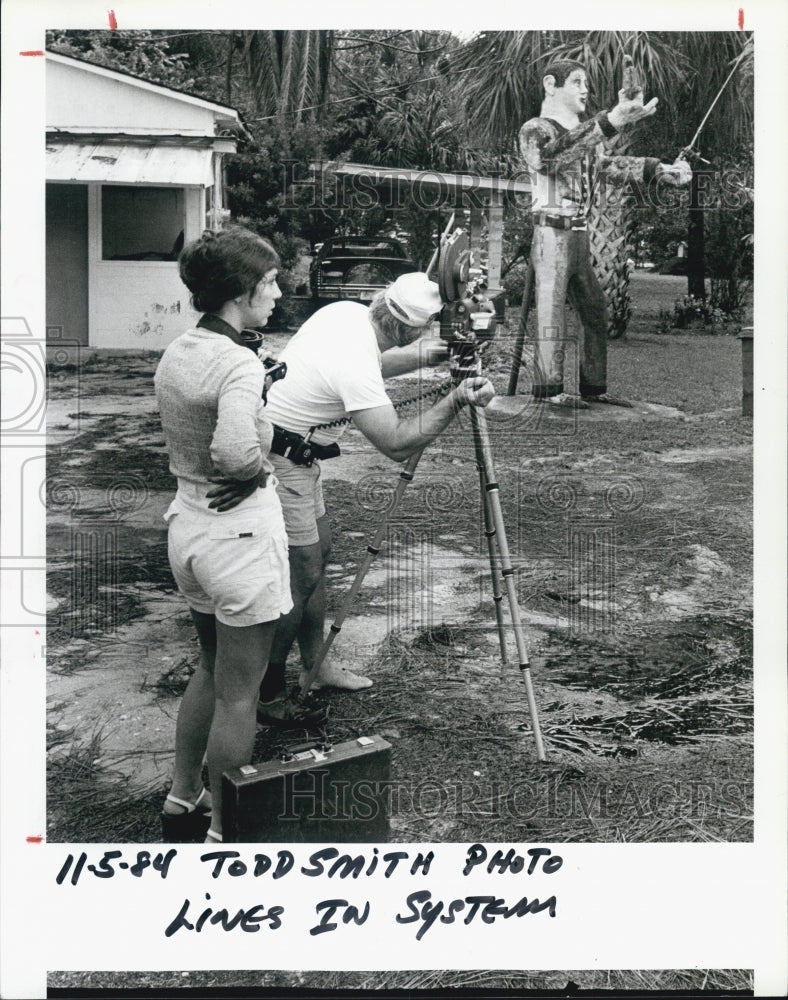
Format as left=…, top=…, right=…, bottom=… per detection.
left=449, top=31, right=573, bottom=148
left=545, top=31, right=690, bottom=111
left=242, top=29, right=335, bottom=122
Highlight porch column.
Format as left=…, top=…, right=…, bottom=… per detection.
left=486, top=188, right=504, bottom=296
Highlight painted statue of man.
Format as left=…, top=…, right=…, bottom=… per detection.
left=519, top=59, right=692, bottom=408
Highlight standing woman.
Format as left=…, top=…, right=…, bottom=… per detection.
left=155, top=227, right=291, bottom=843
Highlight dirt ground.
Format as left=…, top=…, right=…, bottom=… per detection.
left=45, top=302, right=752, bottom=846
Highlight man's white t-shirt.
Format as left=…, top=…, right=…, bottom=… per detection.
left=265, top=301, right=391, bottom=445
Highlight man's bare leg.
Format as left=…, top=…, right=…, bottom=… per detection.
left=263, top=516, right=371, bottom=700
left=268, top=537, right=326, bottom=669
left=295, top=516, right=371, bottom=690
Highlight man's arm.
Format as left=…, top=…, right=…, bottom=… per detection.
left=351, top=377, right=495, bottom=463
left=599, top=85, right=689, bottom=187
left=380, top=337, right=449, bottom=378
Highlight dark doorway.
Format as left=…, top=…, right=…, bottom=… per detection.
left=46, top=183, right=89, bottom=345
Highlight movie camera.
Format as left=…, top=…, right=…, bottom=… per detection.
left=432, top=224, right=498, bottom=384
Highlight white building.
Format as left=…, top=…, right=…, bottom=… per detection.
left=45, top=51, right=241, bottom=349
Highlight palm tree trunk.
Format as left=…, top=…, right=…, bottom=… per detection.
left=587, top=184, right=635, bottom=339
left=586, top=135, right=637, bottom=339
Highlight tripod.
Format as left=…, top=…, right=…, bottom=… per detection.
left=299, top=366, right=546, bottom=763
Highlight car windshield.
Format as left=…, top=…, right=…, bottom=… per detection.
left=326, top=239, right=405, bottom=258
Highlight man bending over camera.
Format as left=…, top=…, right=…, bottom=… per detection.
left=255, top=272, right=495, bottom=721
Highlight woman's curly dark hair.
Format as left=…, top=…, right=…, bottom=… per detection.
left=178, top=226, right=280, bottom=313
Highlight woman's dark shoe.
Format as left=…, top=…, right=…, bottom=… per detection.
left=256, top=689, right=328, bottom=728
left=161, top=787, right=212, bottom=843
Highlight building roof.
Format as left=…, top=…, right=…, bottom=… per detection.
left=46, top=140, right=217, bottom=186
left=312, top=160, right=532, bottom=198
left=46, top=50, right=242, bottom=125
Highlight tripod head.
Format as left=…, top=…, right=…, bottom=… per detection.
left=432, top=223, right=497, bottom=384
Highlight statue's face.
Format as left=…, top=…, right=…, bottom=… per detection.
left=552, top=69, right=589, bottom=116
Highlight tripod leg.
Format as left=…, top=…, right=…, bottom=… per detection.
left=300, top=449, right=425, bottom=696
left=470, top=406, right=546, bottom=761
left=506, top=254, right=536, bottom=397
left=477, top=460, right=509, bottom=671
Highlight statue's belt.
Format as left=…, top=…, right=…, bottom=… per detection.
left=532, top=213, right=587, bottom=232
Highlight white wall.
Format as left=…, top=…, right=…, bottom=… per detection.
left=89, top=262, right=200, bottom=348
left=87, top=185, right=202, bottom=349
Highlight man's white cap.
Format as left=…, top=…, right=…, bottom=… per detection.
left=384, top=272, right=442, bottom=327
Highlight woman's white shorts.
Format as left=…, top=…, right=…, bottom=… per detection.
left=164, top=485, right=292, bottom=627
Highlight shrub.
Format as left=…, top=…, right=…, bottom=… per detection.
left=657, top=294, right=733, bottom=334
left=502, top=262, right=528, bottom=307
left=655, top=257, right=688, bottom=276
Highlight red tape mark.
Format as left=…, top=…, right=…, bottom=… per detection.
left=738, top=8, right=744, bottom=29
left=26, top=835, right=43, bottom=844
left=19, top=50, right=45, bottom=56
left=108, top=9, right=118, bottom=29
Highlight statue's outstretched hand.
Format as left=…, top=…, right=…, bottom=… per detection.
left=657, top=159, right=694, bottom=186
left=608, top=88, right=659, bottom=129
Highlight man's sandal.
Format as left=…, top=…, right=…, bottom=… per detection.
left=299, top=663, right=373, bottom=692
left=161, top=787, right=212, bottom=842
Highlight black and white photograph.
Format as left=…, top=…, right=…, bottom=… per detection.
left=1, top=2, right=785, bottom=997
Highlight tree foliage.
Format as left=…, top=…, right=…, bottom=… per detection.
left=46, top=29, right=194, bottom=90
left=47, top=28, right=754, bottom=320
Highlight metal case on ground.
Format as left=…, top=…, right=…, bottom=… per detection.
left=222, top=734, right=391, bottom=843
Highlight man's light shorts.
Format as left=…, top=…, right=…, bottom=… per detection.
left=269, top=453, right=327, bottom=547
left=165, top=486, right=293, bottom=627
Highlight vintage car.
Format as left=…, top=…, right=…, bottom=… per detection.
left=309, top=235, right=415, bottom=302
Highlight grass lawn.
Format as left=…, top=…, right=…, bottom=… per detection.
left=629, top=270, right=687, bottom=319
left=493, top=269, right=748, bottom=416
left=615, top=271, right=749, bottom=413
left=607, top=333, right=742, bottom=413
